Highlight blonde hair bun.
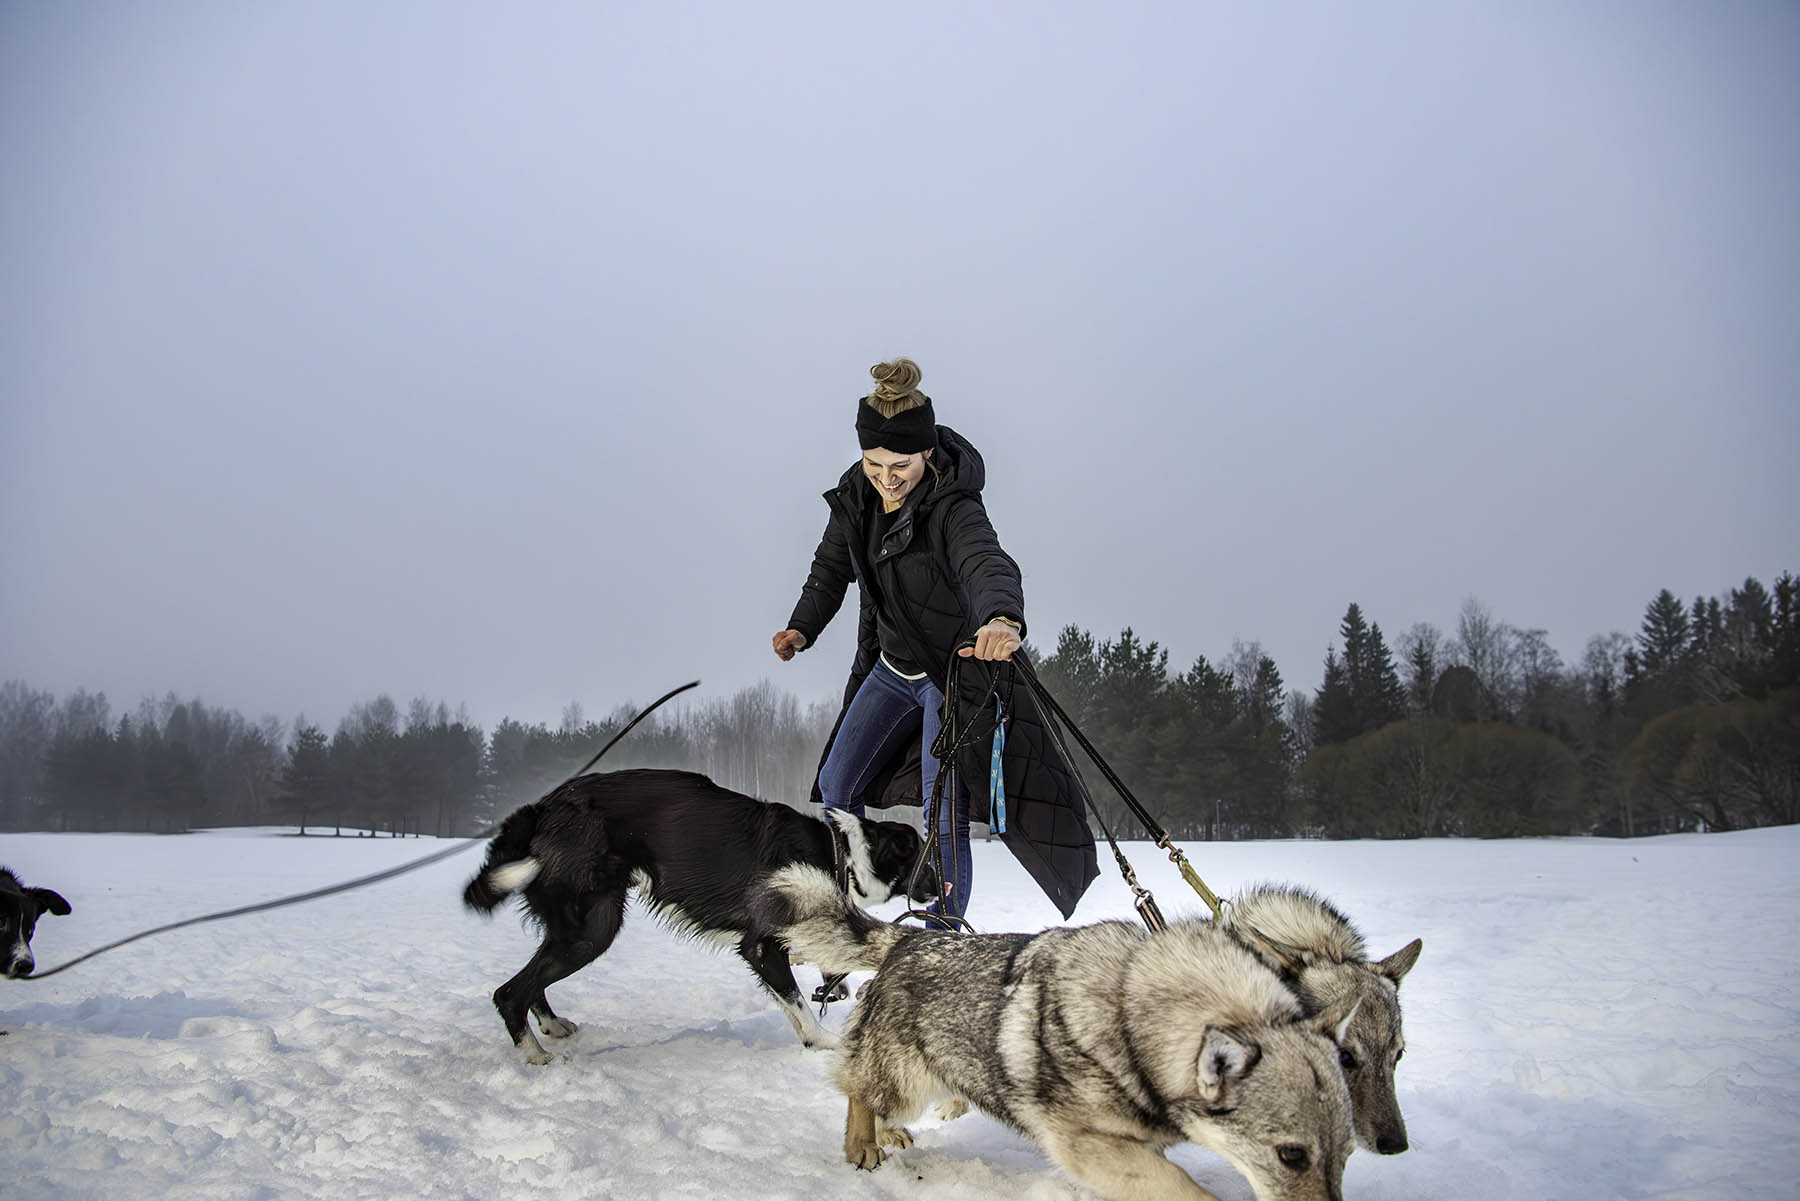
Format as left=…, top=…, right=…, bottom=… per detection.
left=867, top=358, right=928, bottom=417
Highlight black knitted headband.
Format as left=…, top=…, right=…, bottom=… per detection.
left=856, top=397, right=936, bottom=454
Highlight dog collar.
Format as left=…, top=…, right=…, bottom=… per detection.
left=829, top=818, right=859, bottom=898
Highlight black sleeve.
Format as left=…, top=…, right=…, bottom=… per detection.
left=942, top=497, right=1026, bottom=641
left=786, top=510, right=856, bottom=650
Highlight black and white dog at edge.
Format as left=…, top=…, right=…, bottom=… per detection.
left=2, top=867, right=73, bottom=1034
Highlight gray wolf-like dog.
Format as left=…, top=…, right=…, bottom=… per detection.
left=762, top=868, right=1359, bottom=1201
left=1221, top=885, right=1421, bottom=1155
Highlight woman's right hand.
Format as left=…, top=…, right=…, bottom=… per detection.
left=772, top=629, right=808, bottom=661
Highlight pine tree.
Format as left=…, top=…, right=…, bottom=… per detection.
left=1636, top=589, right=1691, bottom=677
left=1037, top=626, right=1101, bottom=723
left=1242, top=656, right=1288, bottom=730
left=1169, top=654, right=1240, bottom=839
left=1773, top=572, right=1800, bottom=690
left=1339, top=604, right=1373, bottom=704
left=279, top=724, right=332, bottom=835
left=1176, top=655, right=1238, bottom=729
left=1313, top=648, right=1357, bottom=746
left=1230, top=655, right=1294, bottom=835
left=1721, top=577, right=1776, bottom=697
left=1627, top=588, right=1695, bottom=712
left=1329, top=604, right=1404, bottom=737
left=1687, top=596, right=1711, bottom=660
left=146, top=703, right=207, bottom=833
left=327, top=728, right=360, bottom=835
left=1362, top=621, right=1407, bottom=731
left=1404, top=633, right=1437, bottom=714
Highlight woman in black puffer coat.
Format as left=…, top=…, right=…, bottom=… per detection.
left=772, top=359, right=1097, bottom=920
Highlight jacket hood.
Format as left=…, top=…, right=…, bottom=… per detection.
left=830, top=423, right=986, bottom=514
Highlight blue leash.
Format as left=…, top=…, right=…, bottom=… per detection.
left=989, top=694, right=1007, bottom=834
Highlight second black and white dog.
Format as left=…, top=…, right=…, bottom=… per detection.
left=463, top=768, right=938, bottom=1064
left=2, top=867, right=72, bottom=980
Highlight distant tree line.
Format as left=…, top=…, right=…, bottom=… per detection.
left=2, top=571, right=1793, bottom=840
left=0, top=682, right=834, bottom=837
left=1295, top=574, right=1800, bottom=837
left=0, top=688, right=287, bottom=835
left=976, top=571, right=1797, bottom=840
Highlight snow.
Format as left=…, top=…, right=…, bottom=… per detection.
left=2, top=824, right=1796, bottom=1201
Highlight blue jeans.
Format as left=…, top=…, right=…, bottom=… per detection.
left=819, top=658, right=973, bottom=920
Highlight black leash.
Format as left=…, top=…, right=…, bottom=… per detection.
left=900, top=639, right=1004, bottom=933
left=20, top=680, right=701, bottom=980
left=809, top=644, right=1228, bottom=1016
left=565, top=680, right=699, bottom=780
left=813, top=648, right=996, bottom=1013
left=19, top=839, right=490, bottom=981
left=1009, top=651, right=1167, bottom=930
left=812, top=821, right=855, bottom=1009
left=893, top=643, right=1181, bottom=931
left=1009, top=653, right=1223, bottom=924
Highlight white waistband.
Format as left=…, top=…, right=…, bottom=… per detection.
left=879, top=651, right=931, bottom=681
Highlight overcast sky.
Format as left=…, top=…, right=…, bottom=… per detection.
left=3, top=1, right=1795, bottom=736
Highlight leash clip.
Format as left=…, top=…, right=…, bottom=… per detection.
left=813, top=973, right=850, bottom=1016
left=1133, top=889, right=1167, bottom=933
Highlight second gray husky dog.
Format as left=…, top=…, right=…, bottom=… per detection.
left=1220, top=886, right=1422, bottom=1156
left=763, top=868, right=1359, bottom=1201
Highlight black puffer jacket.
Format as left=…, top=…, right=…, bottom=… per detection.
left=786, top=425, right=1099, bottom=918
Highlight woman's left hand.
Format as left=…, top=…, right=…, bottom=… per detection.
left=960, top=619, right=1022, bottom=661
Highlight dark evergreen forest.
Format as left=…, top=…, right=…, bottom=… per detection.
left=4, top=573, right=1794, bottom=840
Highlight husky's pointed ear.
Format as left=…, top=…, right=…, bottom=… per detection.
left=1197, top=1028, right=1261, bottom=1101
left=1374, top=938, right=1422, bottom=987
left=1309, top=994, right=1362, bottom=1046
left=1237, top=926, right=1310, bottom=973
left=29, top=888, right=71, bottom=916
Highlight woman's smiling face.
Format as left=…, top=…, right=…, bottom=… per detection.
left=863, top=447, right=929, bottom=511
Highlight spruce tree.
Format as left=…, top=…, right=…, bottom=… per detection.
left=1242, top=655, right=1288, bottom=730
left=1176, top=655, right=1238, bottom=729
left=1363, top=621, right=1407, bottom=731
left=1231, top=655, right=1294, bottom=835
left=1627, top=588, right=1695, bottom=713
left=1313, top=648, right=1356, bottom=746
left=280, top=724, right=332, bottom=835
left=1339, top=604, right=1373, bottom=702
left=1721, top=579, right=1775, bottom=696
left=1637, top=589, right=1691, bottom=677
left=1773, top=572, right=1800, bottom=690
left=1329, top=603, right=1404, bottom=737
left=1687, top=596, right=1719, bottom=661
left=1406, top=637, right=1437, bottom=714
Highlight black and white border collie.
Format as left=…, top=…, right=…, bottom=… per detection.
left=2, top=867, right=72, bottom=981
left=463, top=768, right=937, bottom=1065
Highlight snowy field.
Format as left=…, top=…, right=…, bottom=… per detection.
left=2, top=823, right=1796, bottom=1201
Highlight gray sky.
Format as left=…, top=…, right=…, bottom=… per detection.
left=3, top=1, right=1796, bottom=736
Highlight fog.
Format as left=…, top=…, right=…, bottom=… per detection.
left=3, top=1, right=1795, bottom=733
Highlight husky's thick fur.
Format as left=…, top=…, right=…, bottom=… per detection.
left=763, top=869, right=1358, bottom=1201
left=463, top=768, right=938, bottom=1065
left=1221, top=885, right=1422, bottom=1155
left=1, top=867, right=71, bottom=981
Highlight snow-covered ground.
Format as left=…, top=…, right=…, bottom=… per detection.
left=1, top=823, right=1795, bottom=1201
